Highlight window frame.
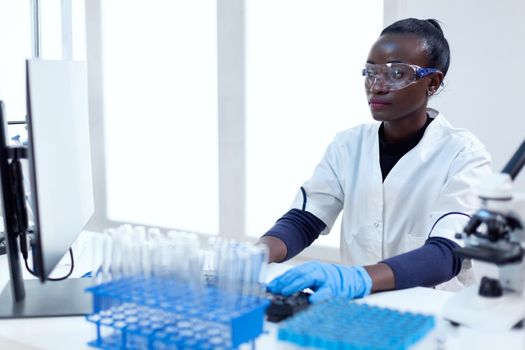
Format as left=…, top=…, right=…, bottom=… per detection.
left=85, top=0, right=387, bottom=264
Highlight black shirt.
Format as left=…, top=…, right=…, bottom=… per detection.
left=378, top=116, right=433, bottom=180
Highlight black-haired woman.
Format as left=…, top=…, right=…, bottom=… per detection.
left=260, top=18, right=491, bottom=303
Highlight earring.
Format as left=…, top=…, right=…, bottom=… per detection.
left=427, top=90, right=433, bottom=96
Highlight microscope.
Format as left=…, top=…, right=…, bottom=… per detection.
left=443, top=140, right=525, bottom=330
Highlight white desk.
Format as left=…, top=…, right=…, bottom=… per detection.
left=0, top=260, right=91, bottom=348
left=0, top=233, right=523, bottom=349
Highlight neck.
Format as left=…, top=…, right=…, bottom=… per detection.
left=382, top=108, right=428, bottom=143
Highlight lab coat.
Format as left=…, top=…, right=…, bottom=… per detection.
left=291, top=108, right=492, bottom=291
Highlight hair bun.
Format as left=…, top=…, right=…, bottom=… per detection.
left=426, top=19, right=444, bottom=36
left=380, top=17, right=450, bottom=76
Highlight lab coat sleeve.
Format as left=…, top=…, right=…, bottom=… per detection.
left=290, top=138, right=345, bottom=235
left=427, top=145, right=492, bottom=245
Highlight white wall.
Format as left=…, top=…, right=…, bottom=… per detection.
left=82, top=1, right=524, bottom=255
left=386, top=0, right=525, bottom=190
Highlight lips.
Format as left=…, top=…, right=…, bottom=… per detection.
left=368, top=98, right=391, bottom=110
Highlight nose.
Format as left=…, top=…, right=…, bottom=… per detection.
left=366, top=76, right=389, bottom=94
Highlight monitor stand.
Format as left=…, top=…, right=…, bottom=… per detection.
left=0, top=278, right=92, bottom=318
left=0, top=232, right=5, bottom=255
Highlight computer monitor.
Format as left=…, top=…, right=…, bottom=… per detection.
left=0, top=59, right=95, bottom=318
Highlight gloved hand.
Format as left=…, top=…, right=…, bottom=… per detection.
left=266, top=261, right=373, bottom=304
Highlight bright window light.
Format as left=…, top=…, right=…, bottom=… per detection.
left=246, top=1, right=384, bottom=248
left=40, top=0, right=62, bottom=59
left=72, top=0, right=87, bottom=60
left=0, top=0, right=85, bottom=122
left=0, top=1, right=30, bottom=122
left=101, top=1, right=219, bottom=234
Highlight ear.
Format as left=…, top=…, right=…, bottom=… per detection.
left=427, top=72, right=444, bottom=95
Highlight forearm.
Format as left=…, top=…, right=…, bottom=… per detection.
left=381, top=237, right=462, bottom=289
left=363, top=237, right=462, bottom=292
left=363, top=263, right=395, bottom=292
left=257, top=236, right=287, bottom=263
left=259, top=209, right=326, bottom=262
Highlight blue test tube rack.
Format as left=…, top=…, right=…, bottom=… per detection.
left=278, top=299, right=435, bottom=350
left=85, top=277, right=269, bottom=350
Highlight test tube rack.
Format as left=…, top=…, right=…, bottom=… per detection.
left=278, top=299, right=435, bottom=350
left=85, top=277, right=269, bottom=350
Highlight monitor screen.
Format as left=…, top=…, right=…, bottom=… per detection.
left=0, top=60, right=95, bottom=318
left=25, top=59, right=95, bottom=279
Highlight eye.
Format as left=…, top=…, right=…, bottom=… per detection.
left=363, top=69, right=375, bottom=79
left=389, top=68, right=405, bottom=80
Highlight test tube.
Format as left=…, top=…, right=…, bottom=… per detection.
left=120, top=233, right=134, bottom=278
left=216, top=240, right=231, bottom=292
left=187, top=232, right=203, bottom=290
left=110, top=227, right=125, bottom=280
left=166, top=230, right=182, bottom=279
left=238, top=247, right=251, bottom=296
left=148, top=227, right=163, bottom=278
left=251, top=244, right=269, bottom=296
left=102, top=229, right=115, bottom=281
left=147, top=227, right=162, bottom=241
left=91, top=232, right=105, bottom=284
left=133, top=226, right=146, bottom=242
left=140, top=240, right=152, bottom=278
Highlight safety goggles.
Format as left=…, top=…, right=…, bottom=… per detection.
left=362, top=63, right=442, bottom=91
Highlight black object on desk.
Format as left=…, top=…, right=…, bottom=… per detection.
left=266, top=291, right=311, bottom=323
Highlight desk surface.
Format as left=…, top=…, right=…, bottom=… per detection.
left=0, top=233, right=523, bottom=350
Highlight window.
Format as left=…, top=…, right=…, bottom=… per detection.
left=0, top=0, right=86, bottom=122
left=100, top=1, right=219, bottom=234
left=245, top=0, right=384, bottom=249
left=89, top=1, right=385, bottom=257
left=0, top=1, right=30, bottom=122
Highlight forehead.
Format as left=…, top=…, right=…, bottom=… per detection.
left=367, top=33, right=429, bottom=66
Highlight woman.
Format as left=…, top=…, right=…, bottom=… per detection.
left=259, top=18, right=492, bottom=304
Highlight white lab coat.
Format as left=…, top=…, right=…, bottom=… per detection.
left=291, top=109, right=492, bottom=291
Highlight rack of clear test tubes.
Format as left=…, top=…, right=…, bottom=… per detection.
left=86, top=225, right=270, bottom=350
left=277, top=298, right=435, bottom=350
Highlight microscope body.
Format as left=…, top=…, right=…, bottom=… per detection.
left=443, top=173, right=525, bottom=330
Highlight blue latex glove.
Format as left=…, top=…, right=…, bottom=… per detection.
left=267, top=261, right=373, bottom=304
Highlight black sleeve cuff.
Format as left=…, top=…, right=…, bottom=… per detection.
left=381, top=236, right=463, bottom=289
left=261, top=209, right=326, bottom=260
